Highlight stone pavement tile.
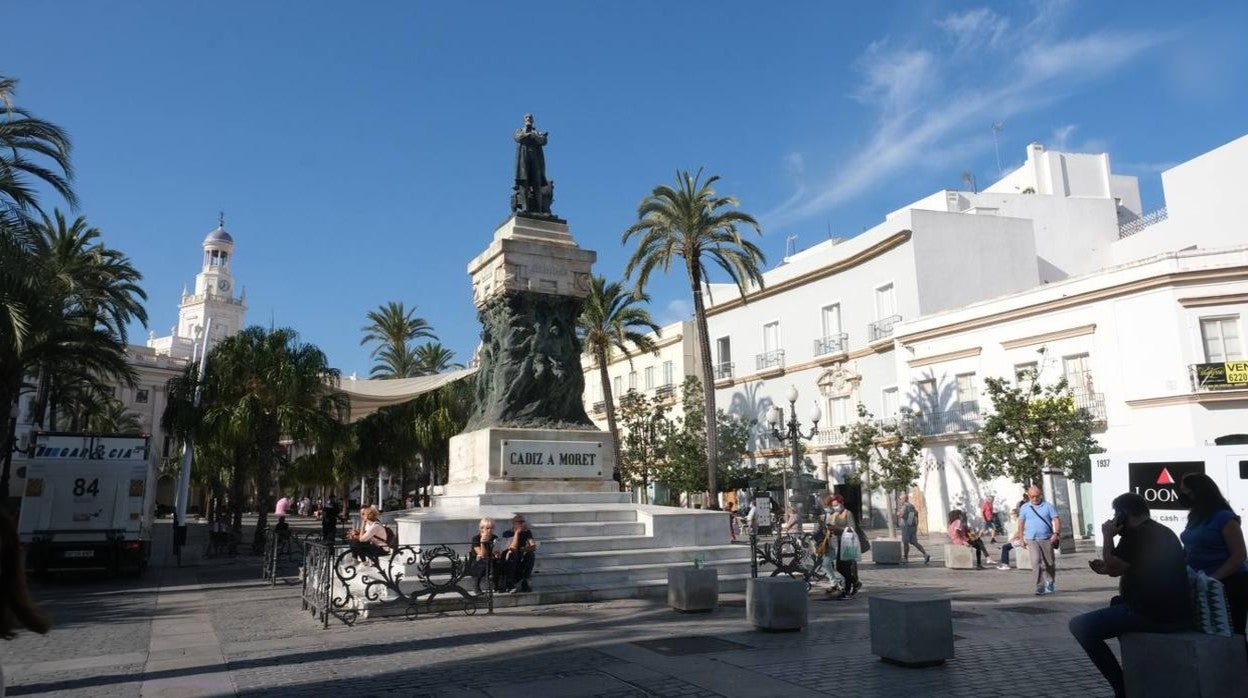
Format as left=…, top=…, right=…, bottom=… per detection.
left=4, top=651, right=149, bottom=676
left=483, top=674, right=635, bottom=698
left=598, top=642, right=822, bottom=697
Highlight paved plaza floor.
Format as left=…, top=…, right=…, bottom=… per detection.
left=2, top=534, right=1128, bottom=697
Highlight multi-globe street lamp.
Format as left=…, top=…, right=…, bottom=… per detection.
left=766, top=385, right=822, bottom=518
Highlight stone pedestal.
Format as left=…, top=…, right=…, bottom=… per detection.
left=444, top=427, right=616, bottom=497
left=869, top=593, right=954, bottom=667
left=870, top=539, right=902, bottom=564
left=944, top=545, right=975, bottom=569
left=668, top=566, right=718, bottom=612
left=1122, top=632, right=1248, bottom=698
left=746, top=577, right=807, bottom=631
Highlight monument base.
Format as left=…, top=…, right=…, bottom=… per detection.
left=443, top=427, right=617, bottom=497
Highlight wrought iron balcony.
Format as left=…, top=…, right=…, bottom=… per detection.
left=1073, top=392, right=1107, bottom=422
left=868, top=315, right=902, bottom=342
left=591, top=401, right=606, bottom=413
left=756, top=349, right=785, bottom=371
left=655, top=384, right=676, bottom=400
left=813, top=333, right=849, bottom=357
left=714, top=362, right=734, bottom=380
left=916, top=404, right=983, bottom=435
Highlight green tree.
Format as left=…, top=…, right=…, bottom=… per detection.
left=615, top=389, right=671, bottom=502
left=841, top=404, right=924, bottom=536
left=165, top=327, right=347, bottom=547
left=577, top=275, right=660, bottom=487
left=623, top=169, right=765, bottom=507
left=360, top=301, right=436, bottom=378
left=958, top=371, right=1101, bottom=487
left=413, top=342, right=462, bottom=375
left=0, top=75, right=76, bottom=217
left=659, top=376, right=755, bottom=506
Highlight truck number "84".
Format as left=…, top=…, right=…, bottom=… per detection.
left=73, top=478, right=100, bottom=496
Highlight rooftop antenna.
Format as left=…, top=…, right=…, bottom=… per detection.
left=991, top=122, right=1004, bottom=176
left=785, top=234, right=798, bottom=259
left=218, top=210, right=225, bottom=228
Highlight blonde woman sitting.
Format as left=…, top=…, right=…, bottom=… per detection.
left=347, top=506, right=393, bottom=565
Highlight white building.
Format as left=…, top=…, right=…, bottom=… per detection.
left=705, top=135, right=1248, bottom=534
left=147, top=219, right=247, bottom=360
left=581, top=319, right=702, bottom=428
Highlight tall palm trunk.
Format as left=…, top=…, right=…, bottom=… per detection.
left=688, top=260, right=719, bottom=509
left=596, top=346, right=623, bottom=491
left=253, top=430, right=276, bottom=553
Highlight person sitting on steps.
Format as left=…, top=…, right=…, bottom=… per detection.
left=469, top=517, right=503, bottom=594
left=500, top=514, right=537, bottom=593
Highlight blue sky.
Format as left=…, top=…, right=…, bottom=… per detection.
left=4, top=1, right=1246, bottom=376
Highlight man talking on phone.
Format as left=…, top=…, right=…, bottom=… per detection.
left=1068, top=492, right=1191, bottom=698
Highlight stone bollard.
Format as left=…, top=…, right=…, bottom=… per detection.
left=943, top=544, right=975, bottom=569
left=870, top=539, right=902, bottom=564
left=668, top=566, right=718, bottom=612
left=869, top=593, right=955, bottom=667
left=1122, top=632, right=1248, bottom=698
left=746, top=577, right=807, bottom=631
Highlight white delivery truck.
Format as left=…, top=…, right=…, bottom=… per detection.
left=18, top=432, right=155, bottom=576
left=1091, top=445, right=1248, bottom=545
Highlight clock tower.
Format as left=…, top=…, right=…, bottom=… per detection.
left=174, top=218, right=246, bottom=353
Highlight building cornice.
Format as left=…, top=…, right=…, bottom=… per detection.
left=1000, top=324, right=1097, bottom=351
left=909, top=346, right=982, bottom=368
left=1125, top=389, right=1248, bottom=408
left=1177, top=292, right=1248, bottom=308
left=897, top=266, right=1248, bottom=344
left=717, top=343, right=895, bottom=387
left=705, top=230, right=913, bottom=317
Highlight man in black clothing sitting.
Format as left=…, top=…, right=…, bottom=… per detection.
left=501, top=514, right=537, bottom=593
left=1069, top=492, right=1192, bottom=698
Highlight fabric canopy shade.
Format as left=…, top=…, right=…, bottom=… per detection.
left=335, top=367, right=477, bottom=423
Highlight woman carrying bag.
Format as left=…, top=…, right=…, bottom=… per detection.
left=826, top=494, right=862, bottom=600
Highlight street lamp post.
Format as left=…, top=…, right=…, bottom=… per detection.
left=766, top=385, right=822, bottom=523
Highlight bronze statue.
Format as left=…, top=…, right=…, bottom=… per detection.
left=512, top=114, right=556, bottom=217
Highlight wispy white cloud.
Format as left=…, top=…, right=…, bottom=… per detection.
left=763, top=5, right=1174, bottom=230
left=658, top=298, right=692, bottom=326
left=1049, top=124, right=1108, bottom=154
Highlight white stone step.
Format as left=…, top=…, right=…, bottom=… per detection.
left=536, top=544, right=747, bottom=572
left=527, top=521, right=645, bottom=538
left=538, top=534, right=666, bottom=554
left=534, top=559, right=755, bottom=588
left=518, top=509, right=637, bottom=524
left=476, top=492, right=632, bottom=506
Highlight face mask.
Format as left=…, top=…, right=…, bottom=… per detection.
left=833, top=504, right=844, bottom=513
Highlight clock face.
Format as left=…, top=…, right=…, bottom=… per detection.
left=217, top=279, right=230, bottom=292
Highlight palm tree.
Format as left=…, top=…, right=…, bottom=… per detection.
left=166, top=327, right=347, bottom=546
left=577, top=275, right=660, bottom=489
left=413, top=342, right=461, bottom=375
left=0, top=75, right=76, bottom=219
left=623, top=169, right=765, bottom=507
left=361, top=302, right=436, bottom=378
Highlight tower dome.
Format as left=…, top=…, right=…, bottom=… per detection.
left=204, top=224, right=234, bottom=246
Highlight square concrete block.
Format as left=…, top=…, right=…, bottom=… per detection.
left=1122, top=632, right=1248, bottom=698
left=746, top=577, right=807, bottom=631
left=944, top=544, right=975, bottom=569
left=871, top=539, right=902, bottom=565
left=869, top=593, right=954, bottom=667
left=668, top=566, right=718, bottom=612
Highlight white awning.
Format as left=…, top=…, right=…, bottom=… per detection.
left=336, top=368, right=477, bottom=422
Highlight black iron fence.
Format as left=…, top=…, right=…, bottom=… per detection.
left=748, top=532, right=831, bottom=589
left=299, top=539, right=493, bottom=628
left=262, top=528, right=316, bottom=585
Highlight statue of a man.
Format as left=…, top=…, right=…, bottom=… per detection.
left=513, top=113, right=553, bottom=215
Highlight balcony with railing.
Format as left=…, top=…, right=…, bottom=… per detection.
left=591, top=401, right=606, bottom=414
left=714, top=362, right=734, bottom=381
left=1190, top=362, right=1248, bottom=393
left=1072, top=392, right=1107, bottom=422
left=916, top=404, right=983, bottom=436
left=655, top=383, right=676, bottom=401
left=1118, top=207, right=1168, bottom=239
left=755, top=350, right=785, bottom=372
left=868, top=315, right=902, bottom=342
left=813, top=425, right=849, bottom=448
left=813, top=333, right=849, bottom=357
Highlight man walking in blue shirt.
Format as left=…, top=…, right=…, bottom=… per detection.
left=1018, top=485, right=1061, bottom=595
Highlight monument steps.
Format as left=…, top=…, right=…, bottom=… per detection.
left=538, top=534, right=674, bottom=554
left=534, top=557, right=754, bottom=588
left=537, top=544, right=747, bottom=571
left=519, top=509, right=638, bottom=524
left=526, top=520, right=645, bottom=539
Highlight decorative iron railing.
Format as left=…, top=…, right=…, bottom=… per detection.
left=1073, top=392, right=1107, bottom=422
left=916, top=404, right=983, bottom=435
left=654, top=384, right=676, bottom=400
left=263, top=528, right=315, bottom=585
left=1118, top=207, right=1168, bottom=239
left=714, top=362, right=734, bottom=380
left=868, top=315, right=902, bottom=342
left=300, top=539, right=493, bottom=628
left=813, top=333, right=849, bottom=357
left=591, top=401, right=606, bottom=413
left=756, top=350, right=785, bottom=371
left=749, top=532, right=831, bottom=589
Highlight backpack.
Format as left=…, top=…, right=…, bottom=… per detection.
left=383, top=525, right=398, bottom=547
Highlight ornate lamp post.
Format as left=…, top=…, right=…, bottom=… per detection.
left=766, top=385, right=822, bottom=516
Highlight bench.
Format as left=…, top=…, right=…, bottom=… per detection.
left=668, top=566, right=717, bottom=612
left=746, top=577, right=807, bottom=631
left=943, top=544, right=975, bottom=569
left=869, top=593, right=954, bottom=667
left=1121, top=632, right=1247, bottom=697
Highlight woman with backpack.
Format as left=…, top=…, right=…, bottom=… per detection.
left=348, top=506, right=393, bottom=565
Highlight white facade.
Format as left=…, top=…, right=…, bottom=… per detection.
left=705, top=136, right=1248, bottom=533
left=581, top=320, right=703, bottom=430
